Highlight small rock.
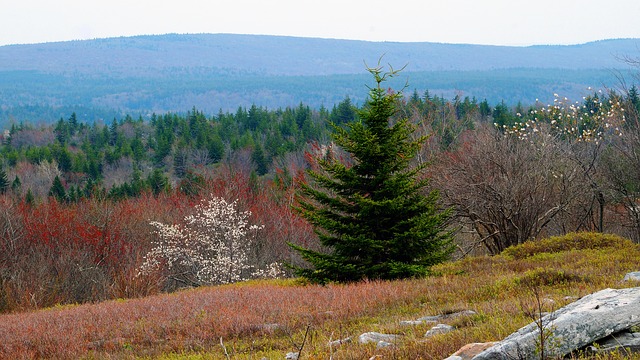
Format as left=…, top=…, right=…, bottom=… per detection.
left=444, top=342, right=498, bottom=360
left=417, top=315, right=440, bottom=322
left=285, top=351, right=299, bottom=359
left=425, top=323, right=455, bottom=337
left=376, top=340, right=394, bottom=348
left=400, top=320, right=425, bottom=326
left=418, top=309, right=476, bottom=323
left=624, top=271, right=640, bottom=282
left=328, top=337, right=351, bottom=348
left=358, top=332, right=401, bottom=344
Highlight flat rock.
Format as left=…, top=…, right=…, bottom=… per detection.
left=376, top=340, right=394, bottom=349
left=417, top=309, right=476, bottom=323
left=358, top=332, right=401, bottom=345
left=473, top=287, right=640, bottom=359
left=400, top=320, right=426, bottom=326
left=425, top=323, right=455, bottom=337
left=327, top=337, right=351, bottom=348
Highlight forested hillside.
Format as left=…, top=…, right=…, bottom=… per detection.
left=0, top=34, right=637, bottom=126
left=2, top=82, right=640, bottom=313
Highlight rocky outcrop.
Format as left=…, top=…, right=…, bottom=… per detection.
left=471, top=287, right=640, bottom=359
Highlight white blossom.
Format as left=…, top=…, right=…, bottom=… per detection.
left=138, top=195, right=278, bottom=287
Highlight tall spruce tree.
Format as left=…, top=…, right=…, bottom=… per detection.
left=289, top=64, right=454, bottom=284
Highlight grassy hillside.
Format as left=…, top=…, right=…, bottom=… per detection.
left=1, top=232, right=638, bottom=359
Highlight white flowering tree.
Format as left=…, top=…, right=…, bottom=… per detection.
left=434, top=91, right=628, bottom=254
left=504, top=92, right=626, bottom=233
left=139, top=196, right=279, bottom=288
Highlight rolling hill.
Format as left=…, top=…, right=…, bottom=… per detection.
left=0, top=34, right=638, bottom=126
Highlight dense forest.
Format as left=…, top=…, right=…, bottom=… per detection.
left=2, top=79, right=640, bottom=312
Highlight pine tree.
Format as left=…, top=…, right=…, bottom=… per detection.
left=0, top=168, right=8, bottom=194
left=289, top=64, right=454, bottom=284
left=25, top=189, right=35, bottom=205
left=49, top=175, right=67, bottom=202
left=11, top=175, right=21, bottom=194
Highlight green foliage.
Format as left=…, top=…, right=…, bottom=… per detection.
left=251, top=144, right=269, bottom=176
left=502, top=232, right=633, bottom=260
left=48, top=175, right=67, bottom=202
left=514, top=268, right=588, bottom=288
left=330, top=96, right=357, bottom=124
left=147, top=169, right=170, bottom=195
left=290, top=64, right=455, bottom=283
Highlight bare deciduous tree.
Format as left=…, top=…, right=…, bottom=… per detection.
left=433, top=125, right=585, bottom=254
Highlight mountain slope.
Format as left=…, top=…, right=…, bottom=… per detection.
left=0, top=34, right=637, bottom=75
left=0, top=34, right=638, bottom=126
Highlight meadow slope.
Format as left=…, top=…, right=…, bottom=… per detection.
left=1, top=232, right=639, bottom=359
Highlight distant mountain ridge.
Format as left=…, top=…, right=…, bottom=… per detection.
left=0, top=34, right=638, bottom=126
left=0, top=34, right=637, bottom=75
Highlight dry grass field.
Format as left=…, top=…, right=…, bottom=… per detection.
left=1, top=232, right=639, bottom=359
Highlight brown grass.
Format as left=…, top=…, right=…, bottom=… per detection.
left=1, top=232, right=639, bottom=359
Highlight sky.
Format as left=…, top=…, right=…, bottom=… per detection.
left=2, top=0, right=640, bottom=47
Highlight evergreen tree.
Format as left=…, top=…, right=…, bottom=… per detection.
left=147, top=169, right=170, bottom=195
left=49, top=175, right=67, bottom=202
left=479, top=99, right=491, bottom=120
left=25, top=189, right=35, bottom=205
left=207, top=134, right=225, bottom=163
left=11, top=175, right=21, bottom=194
left=289, top=65, right=454, bottom=284
left=251, top=144, right=269, bottom=176
left=330, top=96, right=357, bottom=125
left=0, top=167, right=8, bottom=194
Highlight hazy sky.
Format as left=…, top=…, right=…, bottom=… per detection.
left=2, top=0, right=640, bottom=47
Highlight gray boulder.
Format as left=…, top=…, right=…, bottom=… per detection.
left=472, top=287, right=640, bottom=359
